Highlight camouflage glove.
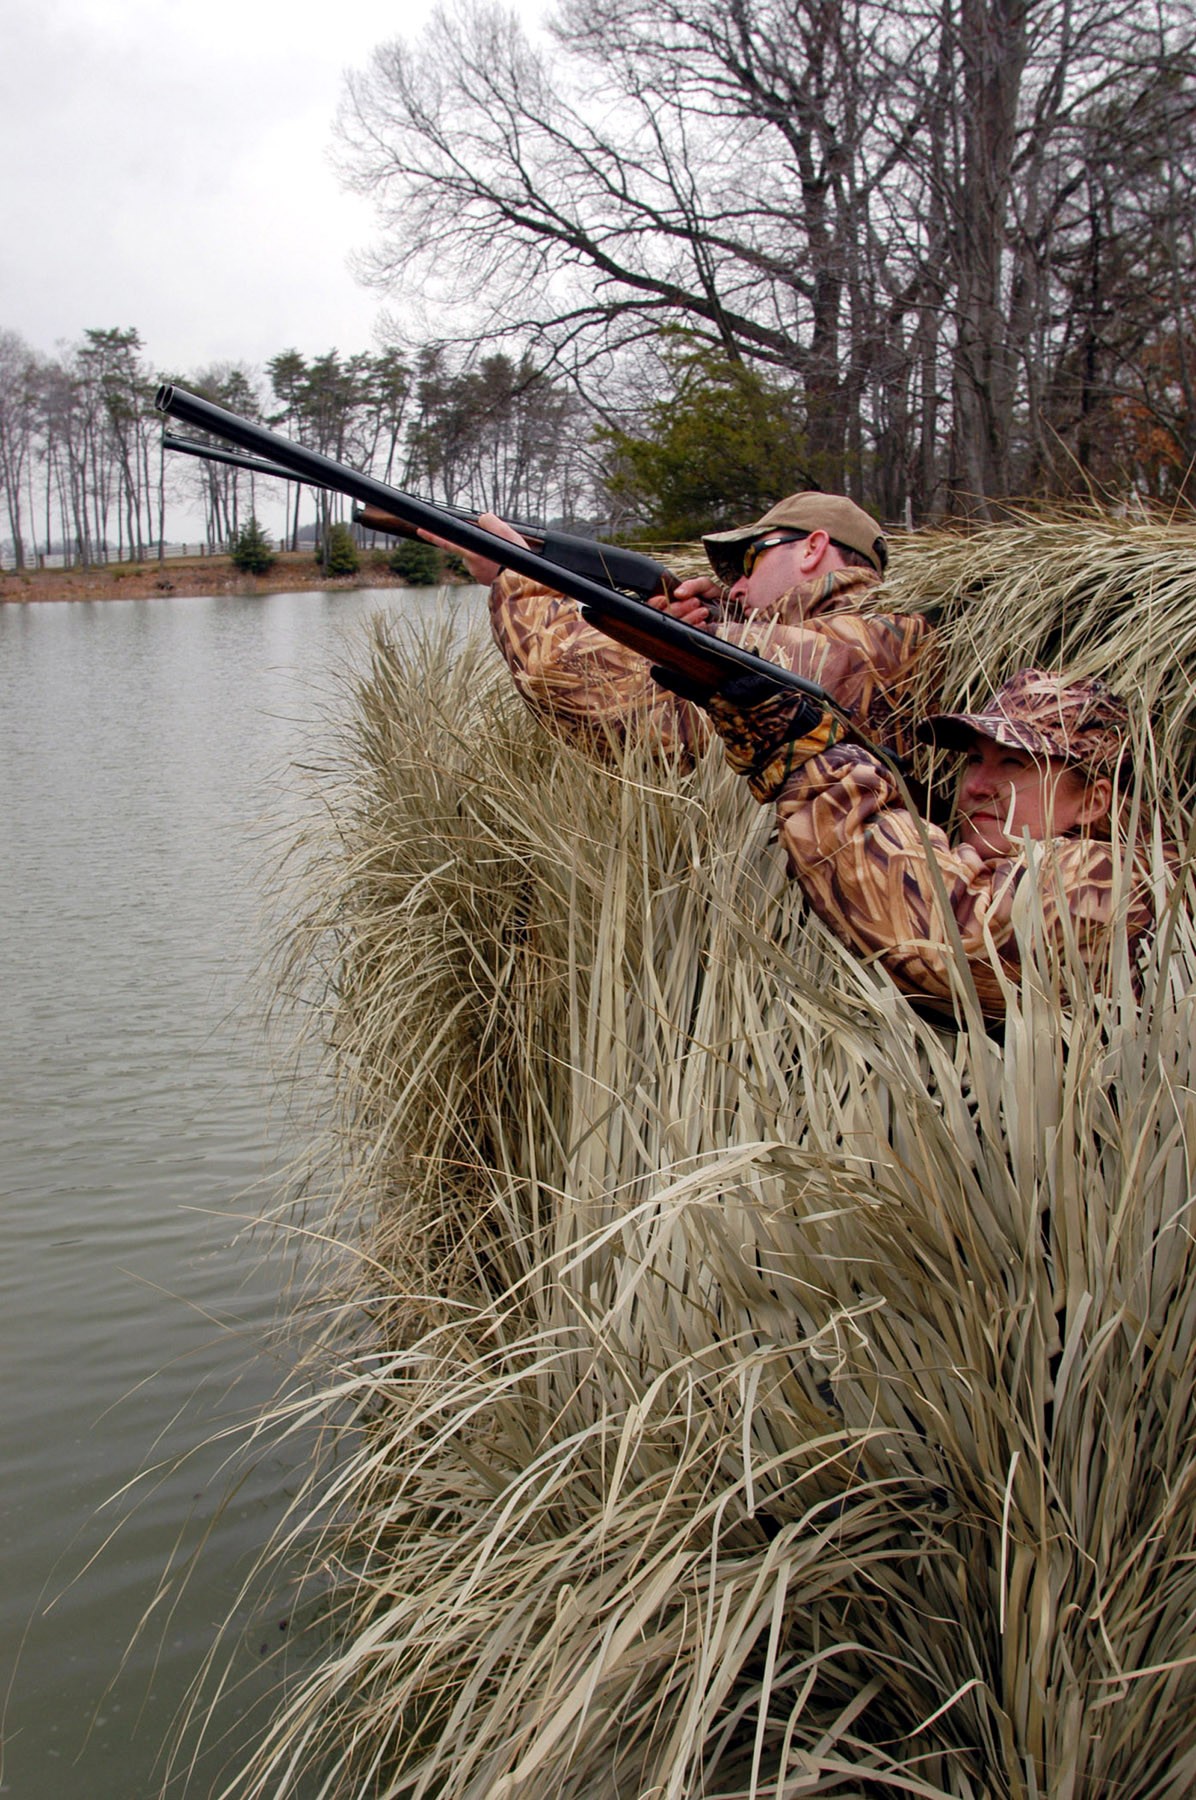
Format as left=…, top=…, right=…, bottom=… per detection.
left=705, top=673, right=840, bottom=802
left=651, top=666, right=840, bottom=800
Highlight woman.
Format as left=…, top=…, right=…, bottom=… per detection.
left=697, top=667, right=1156, bottom=1018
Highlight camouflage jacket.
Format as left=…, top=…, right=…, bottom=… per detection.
left=488, top=567, right=935, bottom=762
left=770, top=741, right=1157, bottom=1018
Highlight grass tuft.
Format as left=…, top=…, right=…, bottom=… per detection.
left=238, top=522, right=1196, bottom=1798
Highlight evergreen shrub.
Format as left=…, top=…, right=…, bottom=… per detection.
left=319, top=522, right=360, bottom=576
left=229, top=515, right=276, bottom=575
left=387, top=537, right=442, bottom=585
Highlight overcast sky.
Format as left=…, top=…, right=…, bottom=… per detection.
left=3, top=0, right=545, bottom=379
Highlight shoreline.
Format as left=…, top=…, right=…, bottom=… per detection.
left=0, top=551, right=422, bottom=605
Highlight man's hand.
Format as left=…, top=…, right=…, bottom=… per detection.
left=650, top=664, right=837, bottom=797
left=647, top=574, right=724, bottom=629
left=418, top=511, right=529, bottom=586
left=708, top=680, right=838, bottom=800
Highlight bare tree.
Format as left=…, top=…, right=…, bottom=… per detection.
left=75, top=327, right=160, bottom=558
left=0, top=331, right=40, bottom=567
left=337, top=0, right=1196, bottom=519
left=182, top=363, right=268, bottom=546
left=338, top=0, right=908, bottom=495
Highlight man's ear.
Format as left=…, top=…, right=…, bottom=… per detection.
left=798, top=528, right=831, bottom=570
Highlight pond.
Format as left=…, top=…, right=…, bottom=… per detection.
left=0, top=585, right=482, bottom=1798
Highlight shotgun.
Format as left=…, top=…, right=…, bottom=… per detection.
left=163, top=430, right=328, bottom=489
left=154, top=383, right=839, bottom=714
left=162, top=430, right=674, bottom=602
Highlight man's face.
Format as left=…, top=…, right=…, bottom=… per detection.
left=955, top=736, right=1096, bottom=857
left=727, top=530, right=847, bottom=613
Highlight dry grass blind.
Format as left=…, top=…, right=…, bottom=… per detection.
left=230, top=513, right=1196, bottom=1799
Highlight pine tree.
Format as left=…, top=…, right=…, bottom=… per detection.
left=230, top=514, right=276, bottom=574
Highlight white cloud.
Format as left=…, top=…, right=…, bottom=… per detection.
left=2, top=0, right=545, bottom=376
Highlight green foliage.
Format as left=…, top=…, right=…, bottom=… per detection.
left=597, top=342, right=810, bottom=538
left=229, top=514, right=276, bottom=574
left=387, top=536, right=443, bottom=585
left=268, top=347, right=411, bottom=459
left=405, top=347, right=574, bottom=514
left=318, top=521, right=360, bottom=576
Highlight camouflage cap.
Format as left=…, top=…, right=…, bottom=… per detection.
left=920, top=669, right=1131, bottom=774
left=702, top=492, right=888, bottom=583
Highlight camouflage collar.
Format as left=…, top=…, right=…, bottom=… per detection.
left=770, top=565, right=881, bottom=625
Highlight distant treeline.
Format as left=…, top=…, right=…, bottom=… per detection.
left=0, top=329, right=592, bottom=569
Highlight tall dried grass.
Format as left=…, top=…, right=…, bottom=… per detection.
left=883, top=510, right=1196, bottom=800
left=241, top=517, right=1196, bottom=1798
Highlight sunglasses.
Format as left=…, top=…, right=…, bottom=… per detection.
left=741, top=531, right=806, bottom=577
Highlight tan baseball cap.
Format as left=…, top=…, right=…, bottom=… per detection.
left=920, top=670, right=1131, bottom=774
left=702, top=492, right=888, bottom=582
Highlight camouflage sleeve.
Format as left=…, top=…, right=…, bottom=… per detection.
left=488, top=573, right=700, bottom=756
left=722, top=609, right=936, bottom=759
left=773, top=743, right=1150, bottom=1016
left=490, top=571, right=935, bottom=762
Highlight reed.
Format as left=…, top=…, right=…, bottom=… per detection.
left=882, top=508, right=1196, bottom=799
left=239, top=516, right=1196, bottom=1798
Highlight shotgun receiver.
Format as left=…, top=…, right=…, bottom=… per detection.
left=162, top=429, right=673, bottom=603
left=154, top=384, right=837, bottom=713
left=355, top=506, right=675, bottom=603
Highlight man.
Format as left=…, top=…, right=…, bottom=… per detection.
left=436, top=493, right=933, bottom=763
left=695, top=667, right=1155, bottom=1018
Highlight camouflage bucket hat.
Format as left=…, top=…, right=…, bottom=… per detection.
left=920, top=669, right=1131, bottom=774
left=702, top=492, right=888, bottom=583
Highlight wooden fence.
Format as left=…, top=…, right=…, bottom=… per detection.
left=0, top=539, right=285, bottom=571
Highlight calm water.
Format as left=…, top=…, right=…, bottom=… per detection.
left=0, top=587, right=480, bottom=1799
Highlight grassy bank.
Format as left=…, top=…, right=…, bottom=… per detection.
left=226, top=514, right=1196, bottom=1797
left=0, top=549, right=420, bottom=605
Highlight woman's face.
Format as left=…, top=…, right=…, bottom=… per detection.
left=955, top=736, right=1108, bottom=858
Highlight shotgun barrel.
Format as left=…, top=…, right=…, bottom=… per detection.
left=163, top=431, right=332, bottom=489
left=162, top=425, right=673, bottom=601
left=154, top=383, right=835, bottom=710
